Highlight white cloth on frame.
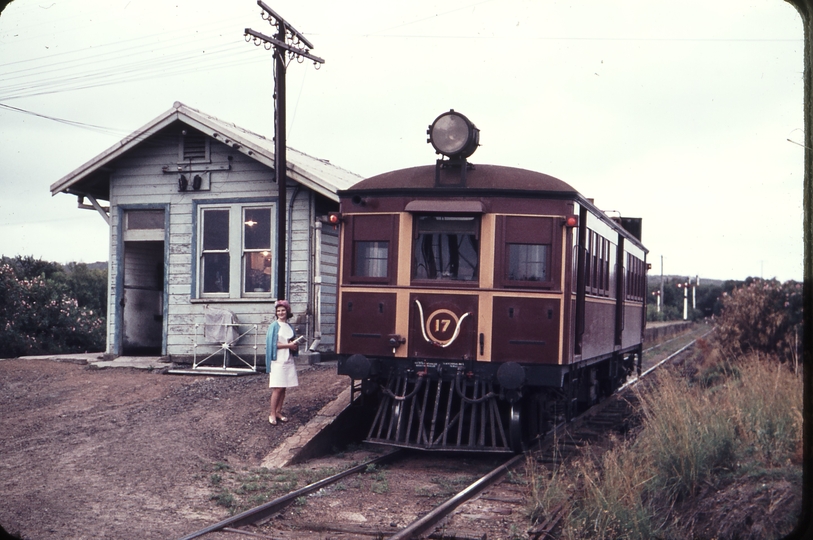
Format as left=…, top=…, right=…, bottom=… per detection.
left=268, top=322, right=298, bottom=388
left=203, top=308, right=239, bottom=343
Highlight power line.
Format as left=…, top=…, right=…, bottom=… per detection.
left=0, top=44, right=262, bottom=101
left=0, top=102, right=126, bottom=136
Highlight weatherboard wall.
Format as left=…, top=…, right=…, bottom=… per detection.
left=103, top=124, right=331, bottom=361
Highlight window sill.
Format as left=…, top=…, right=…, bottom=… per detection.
left=409, top=280, right=480, bottom=288
left=191, top=297, right=278, bottom=304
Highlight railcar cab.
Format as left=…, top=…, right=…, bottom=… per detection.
left=334, top=111, right=647, bottom=452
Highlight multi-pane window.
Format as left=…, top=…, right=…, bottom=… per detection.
left=584, top=232, right=592, bottom=292
left=499, top=215, right=554, bottom=289
left=507, top=244, right=548, bottom=281
left=198, top=204, right=274, bottom=297
left=201, top=209, right=230, bottom=293
left=243, top=207, right=272, bottom=294
left=354, top=241, right=389, bottom=278
left=584, top=230, right=613, bottom=297
left=626, top=254, right=646, bottom=301
left=413, top=216, right=479, bottom=281
left=346, top=214, right=398, bottom=284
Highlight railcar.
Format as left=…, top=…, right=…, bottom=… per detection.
left=334, top=111, right=647, bottom=452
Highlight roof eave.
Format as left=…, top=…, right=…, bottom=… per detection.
left=50, top=102, right=357, bottom=202
left=50, top=109, right=181, bottom=197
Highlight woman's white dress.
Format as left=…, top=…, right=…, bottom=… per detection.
left=269, top=322, right=299, bottom=388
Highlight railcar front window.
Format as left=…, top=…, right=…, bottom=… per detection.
left=507, top=244, right=548, bottom=281
left=413, top=216, right=479, bottom=281
left=355, top=241, right=389, bottom=278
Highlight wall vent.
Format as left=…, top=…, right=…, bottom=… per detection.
left=182, top=131, right=208, bottom=161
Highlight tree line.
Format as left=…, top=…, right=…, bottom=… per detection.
left=649, top=275, right=803, bottom=366
left=0, top=256, right=107, bottom=358
left=1, top=255, right=802, bottom=366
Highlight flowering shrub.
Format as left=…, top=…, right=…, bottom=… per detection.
left=0, top=260, right=106, bottom=358
left=713, top=278, right=802, bottom=363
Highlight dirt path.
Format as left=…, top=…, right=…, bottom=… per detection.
left=0, top=358, right=346, bottom=540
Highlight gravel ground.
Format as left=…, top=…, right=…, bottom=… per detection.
left=0, top=357, right=346, bottom=540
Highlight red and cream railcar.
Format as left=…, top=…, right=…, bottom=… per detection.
left=335, top=112, right=647, bottom=452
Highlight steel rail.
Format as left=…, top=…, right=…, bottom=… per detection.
left=387, top=329, right=710, bottom=539
left=624, top=328, right=714, bottom=390
left=389, top=453, right=526, bottom=540
left=182, top=330, right=708, bottom=540
left=178, top=450, right=403, bottom=540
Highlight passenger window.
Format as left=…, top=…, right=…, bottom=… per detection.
left=498, top=215, right=555, bottom=289
left=354, top=241, right=389, bottom=278
left=344, top=214, right=398, bottom=285
left=413, top=216, right=479, bottom=281
left=507, top=244, right=548, bottom=281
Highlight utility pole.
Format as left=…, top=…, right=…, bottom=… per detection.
left=245, top=1, right=324, bottom=300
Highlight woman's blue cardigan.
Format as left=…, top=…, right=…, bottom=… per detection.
left=265, top=321, right=297, bottom=373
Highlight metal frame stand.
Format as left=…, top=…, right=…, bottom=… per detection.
left=192, top=323, right=259, bottom=373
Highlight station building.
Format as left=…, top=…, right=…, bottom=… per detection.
left=50, top=101, right=361, bottom=365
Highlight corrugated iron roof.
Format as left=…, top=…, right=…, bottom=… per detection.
left=50, top=101, right=362, bottom=202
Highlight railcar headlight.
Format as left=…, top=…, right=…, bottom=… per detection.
left=427, top=110, right=479, bottom=159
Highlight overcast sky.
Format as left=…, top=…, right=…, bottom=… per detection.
left=0, top=0, right=804, bottom=282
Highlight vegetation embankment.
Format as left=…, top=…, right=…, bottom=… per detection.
left=528, top=278, right=804, bottom=539
left=0, top=255, right=107, bottom=358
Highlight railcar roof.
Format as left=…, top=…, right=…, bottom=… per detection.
left=342, top=163, right=647, bottom=251
left=343, top=164, right=579, bottom=195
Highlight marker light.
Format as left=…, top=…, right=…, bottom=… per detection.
left=427, top=110, right=479, bottom=159
left=565, top=215, right=579, bottom=227
left=328, top=212, right=341, bottom=225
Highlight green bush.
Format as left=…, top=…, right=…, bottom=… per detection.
left=714, top=278, right=802, bottom=363
left=0, top=256, right=106, bottom=358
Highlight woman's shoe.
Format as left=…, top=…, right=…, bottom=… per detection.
left=269, top=416, right=277, bottom=425
left=278, top=416, right=288, bottom=423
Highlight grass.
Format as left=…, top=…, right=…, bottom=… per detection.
left=365, top=464, right=391, bottom=494
left=415, top=474, right=478, bottom=498
left=206, top=464, right=343, bottom=514
left=525, top=350, right=803, bottom=539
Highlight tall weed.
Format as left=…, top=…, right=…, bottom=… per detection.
left=724, top=354, right=803, bottom=466
left=567, top=446, right=656, bottom=540
left=636, top=371, right=738, bottom=500
left=525, top=347, right=802, bottom=539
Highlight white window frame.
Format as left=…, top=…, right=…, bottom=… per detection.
left=197, top=202, right=276, bottom=299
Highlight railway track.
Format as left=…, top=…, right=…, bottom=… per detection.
left=180, top=450, right=522, bottom=539
left=180, top=326, right=707, bottom=540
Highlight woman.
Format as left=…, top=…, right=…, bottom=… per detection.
left=265, top=300, right=299, bottom=425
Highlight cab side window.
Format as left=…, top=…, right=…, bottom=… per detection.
left=344, top=214, right=398, bottom=285
left=497, top=216, right=556, bottom=289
